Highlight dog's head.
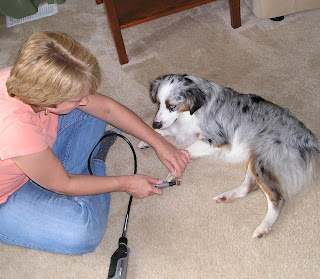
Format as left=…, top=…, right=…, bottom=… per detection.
left=150, top=74, right=206, bottom=129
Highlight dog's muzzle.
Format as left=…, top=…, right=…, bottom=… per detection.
left=153, top=121, right=163, bottom=129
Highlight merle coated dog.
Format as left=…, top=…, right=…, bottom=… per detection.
left=139, top=74, right=319, bottom=238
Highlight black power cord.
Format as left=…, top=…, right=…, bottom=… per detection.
left=88, top=132, right=136, bottom=279
left=88, top=132, right=137, bottom=176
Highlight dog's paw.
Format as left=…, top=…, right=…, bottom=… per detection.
left=213, top=195, right=232, bottom=203
left=252, top=223, right=272, bottom=238
left=138, top=141, right=150, bottom=149
left=165, top=173, right=175, bottom=182
left=213, top=192, right=234, bottom=203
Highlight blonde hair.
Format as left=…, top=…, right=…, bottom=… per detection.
left=6, top=32, right=101, bottom=107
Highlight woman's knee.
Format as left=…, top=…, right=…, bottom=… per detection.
left=62, top=200, right=110, bottom=255
left=62, top=227, right=105, bottom=255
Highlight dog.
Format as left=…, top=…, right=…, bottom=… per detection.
left=138, top=74, right=319, bottom=238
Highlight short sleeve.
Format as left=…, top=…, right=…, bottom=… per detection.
left=0, top=119, right=49, bottom=160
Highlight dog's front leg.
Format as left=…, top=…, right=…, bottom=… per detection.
left=186, top=139, right=220, bottom=159
left=164, top=140, right=219, bottom=182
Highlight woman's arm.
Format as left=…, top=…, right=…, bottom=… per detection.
left=12, top=147, right=163, bottom=198
left=79, top=93, right=190, bottom=178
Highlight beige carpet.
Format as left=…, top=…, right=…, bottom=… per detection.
left=1, top=1, right=320, bottom=278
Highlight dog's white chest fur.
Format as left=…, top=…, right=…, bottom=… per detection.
left=162, top=112, right=201, bottom=145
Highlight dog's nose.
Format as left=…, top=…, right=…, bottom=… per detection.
left=153, top=121, right=162, bottom=129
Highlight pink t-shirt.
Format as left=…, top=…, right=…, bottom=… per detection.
left=0, top=67, right=59, bottom=203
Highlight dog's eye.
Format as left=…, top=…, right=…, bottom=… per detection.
left=167, top=105, right=176, bottom=112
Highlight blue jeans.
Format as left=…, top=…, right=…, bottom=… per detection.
left=0, top=110, right=110, bottom=255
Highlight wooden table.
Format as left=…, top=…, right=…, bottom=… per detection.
left=96, top=0, right=241, bottom=64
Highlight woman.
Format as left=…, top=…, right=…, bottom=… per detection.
left=0, top=32, right=190, bottom=255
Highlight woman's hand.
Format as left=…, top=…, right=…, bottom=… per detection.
left=123, top=174, right=164, bottom=199
left=153, top=136, right=191, bottom=179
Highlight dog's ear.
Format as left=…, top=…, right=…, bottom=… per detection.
left=150, top=79, right=161, bottom=102
left=185, top=87, right=206, bottom=115
left=150, top=76, right=166, bottom=102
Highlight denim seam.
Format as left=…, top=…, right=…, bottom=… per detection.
left=57, top=114, right=88, bottom=136
left=61, top=116, right=85, bottom=166
left=92, top=158, right=106, bottom=167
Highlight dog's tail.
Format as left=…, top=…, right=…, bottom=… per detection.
left=253, top=134, right=319, bottom=200
left=276, top=145, right=319, bottom=199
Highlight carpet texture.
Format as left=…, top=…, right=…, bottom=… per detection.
left=0, top=1, right=319, bottom=278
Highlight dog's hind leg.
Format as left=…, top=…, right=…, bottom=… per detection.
left=252, top=195, right=284, bottom=238
left=213, top=159, right=258, bottom=203
left=251, top=163, right=285, bottom=238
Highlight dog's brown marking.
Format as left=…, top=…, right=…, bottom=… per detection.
left=246, top=158, right=259, bottom=192
left=218, top=143, right=228, bottom=148
left=177, top=102, right=190, bottom=112
left=155, top=95, right=160, bottom=104
left=186, top=95, right=194, bottom=107
left=250, top=156, right=285, bottom=207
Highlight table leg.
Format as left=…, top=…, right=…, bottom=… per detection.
left=103, top=0, right=129, bottom=64
left=229, top=0, right=241, bottom=28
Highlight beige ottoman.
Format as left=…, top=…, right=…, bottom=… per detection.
left=243, top=0, right=320, bottom=19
